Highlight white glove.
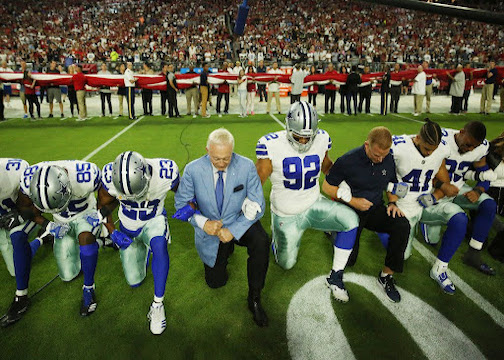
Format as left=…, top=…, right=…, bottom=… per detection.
left=242, top=197, right=262, bottom=221
left=337, top=181, right=352, bottom=203
left=41, top=221, right=70, bottom=239
left=464, top=169, right=497, bottom=182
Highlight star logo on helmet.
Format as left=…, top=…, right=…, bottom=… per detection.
left=56, top=181, right=70, bottom=196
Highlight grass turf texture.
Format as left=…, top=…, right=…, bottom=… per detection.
left=0, top=113, right=503, bottom=359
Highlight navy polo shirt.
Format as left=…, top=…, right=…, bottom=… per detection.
left=326, top=145, right=397, bottom=210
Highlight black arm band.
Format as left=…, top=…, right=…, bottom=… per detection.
left=41, top=218, right=50, bottom=231
left=434, top=180, right=444, bottom=189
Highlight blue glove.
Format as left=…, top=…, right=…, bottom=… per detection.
left=110, top=230, right=133, bottom=250
left=387, top=182, right=409, bottom=198
left=172, top=199, right=199, bottom=222
left=417, top=193, right=437, bottom=208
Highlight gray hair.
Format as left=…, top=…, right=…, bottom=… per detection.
left=207, top=128, right=235, bottom=149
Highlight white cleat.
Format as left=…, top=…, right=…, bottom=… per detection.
left=325, top=270, right=349, bottom=303
left=147, top=301, right=166, bottom=335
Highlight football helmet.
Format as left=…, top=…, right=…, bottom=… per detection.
left=112, top=151, right=151, bottom=200
left=29, top=165, right=72, bottom=214
left=285, top=101, right=319, bottom=153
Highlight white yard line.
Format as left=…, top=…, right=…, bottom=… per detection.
left=391, top=113, right=425, bottom=124
left=269, top=113, right=286, bottom=128
left=81, top=116, right=144, bottom=161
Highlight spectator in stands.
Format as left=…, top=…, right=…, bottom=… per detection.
left=447, top=64, right=465, bottom=114
left=185, top=63, right=199, bottom=117
left=462, top=63, right=473, bottom=113
left=142, top=63, right=154, bottom=116
left=480, top=61, right=497, bottom=115
left=47, top=61, right=64, bottom=118
left=380, top=65, right=391, bottom=115
left=412, top=65, right=426, bottom=116
left=200, top=63, right=210, bottom=118
left=217, top=62, right=230, bottom=117
left=237, top=69, right=247, bottom=117
left=346, top=65, right=361, bottom=116
left=23, top=69, right=40, bottom=119
left=339, top=66, right=348, bottom=114
left=256, top=60, right=267, bottom=102
left=324, top=63, right=337, bottom=114
left=98, top=63, right=113, bottom=117
left=267, top=62, right=282, bottom=114
left=308, top=65, right=319, bottom=108
left=167, top=64, right=180, bottom=118
left=422, top=61, right=435, bottom=114
left=73, top=64, right=87, bottom=121
left=390, top=63, right=402, bottom=114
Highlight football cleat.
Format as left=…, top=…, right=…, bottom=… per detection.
left=430, top=268, right=456, bottom=295
left=326, top=270, right=349, bottom=303
left=147, top=302, right=166, bottom=335
left=0, top=295, right=30, bottom=327
left=80, top=286, right=97, bottom=316
left=377, top=273, right=401, bottom=303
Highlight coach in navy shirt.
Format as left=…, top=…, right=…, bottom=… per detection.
left=322, top=126, right=410, bottom=302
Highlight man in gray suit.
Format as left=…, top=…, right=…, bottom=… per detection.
left=175, top=128, right=271, bottom=327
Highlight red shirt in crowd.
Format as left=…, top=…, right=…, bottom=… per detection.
left=73, top=71, right=87, bottom=91
left=217, top=70, right=230, bottom=93
left=23, top=78, right=35, bottom=95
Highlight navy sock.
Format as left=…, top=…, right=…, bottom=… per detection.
left=438, top=213, right=468, bottom=262
left=333, top=228, right=357, bottom=250
left=150, top=236, right=170, bottom=298
left=29, top=239, right=42, bottom=257
left=471, top=199, right=497, bottom=243
left=11, top=231, right=32, bottom=290
left=79, top=242, right=99, bottom=287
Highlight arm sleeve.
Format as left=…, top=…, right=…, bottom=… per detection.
left=173, top=165, right=199, bottom=229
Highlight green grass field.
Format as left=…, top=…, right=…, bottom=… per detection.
left=0, top=113, right=503, bottom=360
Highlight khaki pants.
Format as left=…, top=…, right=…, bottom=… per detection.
left=186, top=87, right=199, bottom=115
left=425, top=84, right=433, bottom=112
left=414, top=94, right=424, bottom=114
left=480, top=84, right=494, bottom=113
left=200, top=86, right=209, bottom=116
left=267, top=91, right=281, bottom=113
left=76, top=90, right=87, bottom=118
left=500, top=87, right=504, bottom=112
left=118, top=94, right=124, bottom=116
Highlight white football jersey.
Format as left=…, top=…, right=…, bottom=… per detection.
left=0, top=158, right=29, bottom=215
left=391, top=134, right=450, bottom=206
left=102, top=158, right=179, bottom=232
left=441, top=128, right=489, bottom=190
left=20, top=160, right=101, bottom=223
left=256, top=130, right=331, bottom=216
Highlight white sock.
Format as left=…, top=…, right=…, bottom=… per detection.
left=332, top=247, right=352, bottom=272
left=380, top=271, right=391, bottom=278
left=469, top=238, right=483, bottom=250
left=154, top=295, right=164, bottom=304
left=36, top=238, right=43, bottom=246
left=16, top=289, right=28, bottom=297
left=433, top=259, right=449, bottom=274
left=84, top=284, right=95, bottom=290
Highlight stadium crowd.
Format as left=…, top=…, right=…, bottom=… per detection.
left=0, top=0, right=503, bottom=68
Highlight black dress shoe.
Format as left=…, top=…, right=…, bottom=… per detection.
left=248, top=297, right=268, bottom=327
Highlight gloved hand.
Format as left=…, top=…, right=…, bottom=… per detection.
left=172, top=199, right=199, bottom=222
left=417, top=193, right=437, bottom=208
left=40, top=221, right=70, bottom=239
left=85, top=209, right=106, bottom=229
left=387, top=182, right=409, bottom=198
left=464, top=169, right=497, bottom=182
left=0, top=209, right=23, bottom=230
left=110, top=230, right=133, bottom=250
left=241, top=197, right=261, bottom=221
left=337, top=181, right=352, bottom=202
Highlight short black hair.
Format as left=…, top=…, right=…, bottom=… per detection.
left=464, top=121, right=486, bottom=143
left=420, top=118, right=442, bottom=146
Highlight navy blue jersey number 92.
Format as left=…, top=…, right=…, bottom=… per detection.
left=283, top=155, right=320, bottom=190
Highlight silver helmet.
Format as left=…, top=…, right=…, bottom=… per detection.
left=29, top=165, right=72, bottom=214
left=112, top=151, right=151, bottom=200
left=285, top=101, right=319, bottom=153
